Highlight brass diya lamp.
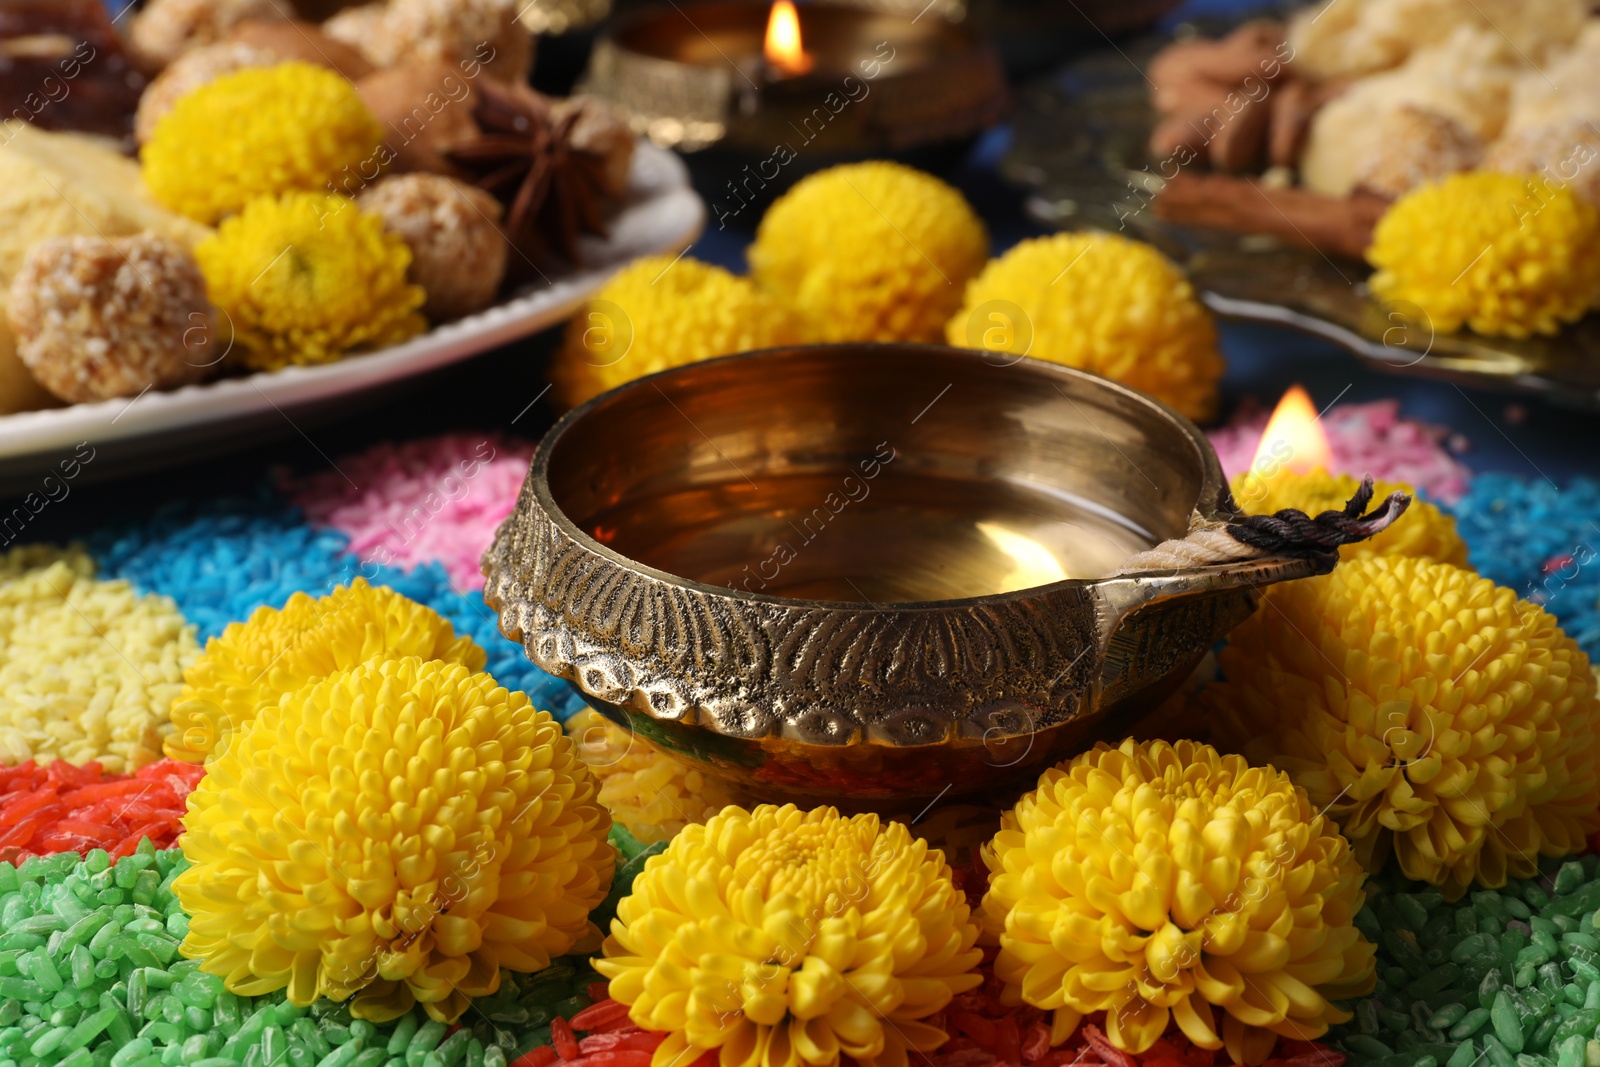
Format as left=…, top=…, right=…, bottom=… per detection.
left=484, top=344, right=1394, bottom=803
left=578, top=0, right=1007, bottom=158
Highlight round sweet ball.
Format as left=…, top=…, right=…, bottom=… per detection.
left=1354, top=106, right=1481, bottom=200
left=8, top=233, right=215, bottom=403
left=330, top=0, right=533, bottom=84
left=357, top=173, right=509, bottom=321
left=130, top=0, right=290, bottom=68
left=1486, top=120, right=1600, bottom=208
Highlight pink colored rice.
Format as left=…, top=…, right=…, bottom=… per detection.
left=282, top=433, right=535, bottom=591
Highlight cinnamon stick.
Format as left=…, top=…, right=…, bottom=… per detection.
left=1145, top=21, right=1294, bottom=172
left=1153, top=173, right=1389, bottom=260
left=1208, top=93, right=1272, bottom=173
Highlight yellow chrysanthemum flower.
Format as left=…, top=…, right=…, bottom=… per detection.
left=197, top=192, right=426, bottom=371
left=946, top=232, right=1224, bottom=422
left=176, top=656, right=614, bottom=1023
left=0, top=545, right=198, bottom=773
left=1367, top=171, right=1600, bottom=338
left=749, top=162, right=989, bottom=343
left=143, top=61, right=385, bottom=224
left=981, top=739, right=1374, bottom=1066
left=1206, top=556, right=1600, bottom=899
left=597, top=804, right=984, bottom=1067
left=565, top=709, right=751, bottom=843
left=1230, top=468, right=1470, bottom=567
left=166, top=578, right=484, bottom=763
left=550, top=254, right=806, bottom=408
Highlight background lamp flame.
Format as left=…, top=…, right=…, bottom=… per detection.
left=764, top=0, right=814, bottom=75
left=1250, top=384, right=1332, bottom=476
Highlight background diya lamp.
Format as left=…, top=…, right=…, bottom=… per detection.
left=578, top=0, right=1006, bottom=204
left=485, top=344, right=1408, bottom=808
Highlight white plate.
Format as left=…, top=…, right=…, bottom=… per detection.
left=0, top=143, right=704, bottom=491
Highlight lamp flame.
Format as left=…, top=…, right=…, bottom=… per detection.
left=764, top=0, right=813, bottom=75
left=1250, top=385, right=1332, bottom=476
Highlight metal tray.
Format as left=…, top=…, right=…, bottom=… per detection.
left=1001, top=14, right=1600, bottom=411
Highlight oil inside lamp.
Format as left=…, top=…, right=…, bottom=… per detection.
left=1250, top=384, right=1333, bottom=476
left=763, top=0, right=814, bottom=76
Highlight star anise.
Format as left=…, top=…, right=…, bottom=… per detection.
left=443, top=78, right=612, bottom=274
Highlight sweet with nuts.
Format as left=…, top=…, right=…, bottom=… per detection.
left=7, top=233, right=213, bottom=404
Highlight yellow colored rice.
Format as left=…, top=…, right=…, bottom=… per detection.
left=0, top=545, right=198, bottom=772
